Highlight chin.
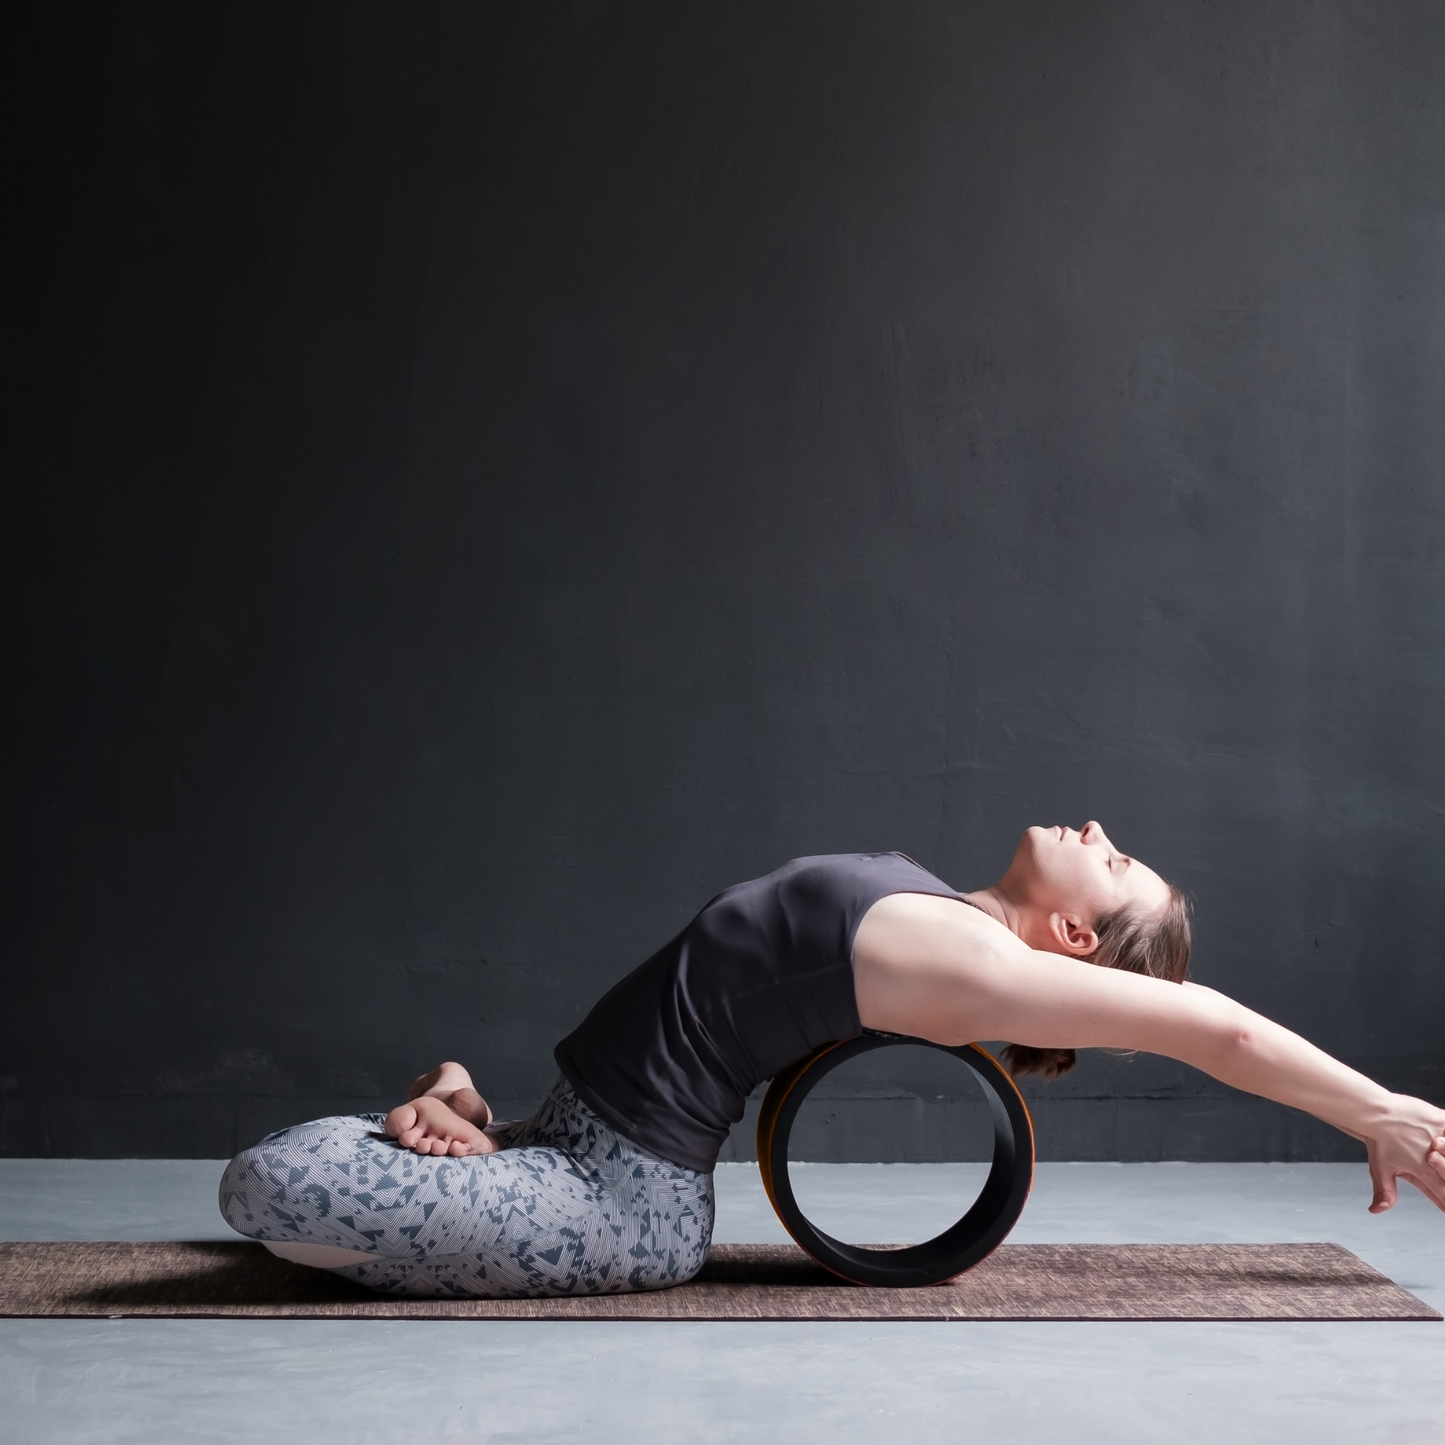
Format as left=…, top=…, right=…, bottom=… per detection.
left=1007, top=825, right=1064, bottom=897
left=1008, top=827, right=1048, bottom=876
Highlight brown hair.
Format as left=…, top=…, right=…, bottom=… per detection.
left=1001, top=884, right=1192, bottom=1079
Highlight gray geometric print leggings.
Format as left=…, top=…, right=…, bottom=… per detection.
left=218, top=1077, right=715, bottom=1298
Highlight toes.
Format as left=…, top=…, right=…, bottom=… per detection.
left=383, top=1104, right=417, bottom=1140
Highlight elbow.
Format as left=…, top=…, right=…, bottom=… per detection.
left=1211, top=1015, right=1256, bottom=1072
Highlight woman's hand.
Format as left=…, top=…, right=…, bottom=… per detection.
left=1365, top=1094, right=1445, bottom=1213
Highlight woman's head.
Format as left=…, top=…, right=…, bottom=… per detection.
left=997, top=822, right=1192, bottom=1079
left=998, top=822, right=1171, bottom=956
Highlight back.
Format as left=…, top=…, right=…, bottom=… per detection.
left=554, top=852, right=961, bottom=1171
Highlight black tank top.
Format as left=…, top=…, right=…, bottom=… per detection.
left=553, top=852, right=964, bottom=1172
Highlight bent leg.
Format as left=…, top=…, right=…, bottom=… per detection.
left=218, top=1082, right=714, bottom=1298
left=219, top=1111, right=409, bottom=1259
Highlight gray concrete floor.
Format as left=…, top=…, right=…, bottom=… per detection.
left=2, top=1159, right=1443, bottom=1443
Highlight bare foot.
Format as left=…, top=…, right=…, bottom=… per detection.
left=406, top=1061, right=492, bottom=1129
left=384, top=1094, right=497, bottom=1156
left=408, top=1061, right=475, bottom=1100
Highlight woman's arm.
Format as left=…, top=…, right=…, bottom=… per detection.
left=1167, top=985, right=1445, bottom=1213
left=853, top=893, right=1445, bottom=1212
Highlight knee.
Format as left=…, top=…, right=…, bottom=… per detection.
left=218, top=1145, right=264, bottom=1237
left=216, top=1114, right=383, bottom=1240
left=217, top=1122, right=321, bottom=1237
left=216, top=1122, right=328, bottom=1238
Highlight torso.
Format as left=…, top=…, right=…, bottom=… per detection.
left=553, top=853, right=974, bottom=1172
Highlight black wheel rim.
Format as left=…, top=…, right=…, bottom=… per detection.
left=756, top=1035, right=1035, bottom=1288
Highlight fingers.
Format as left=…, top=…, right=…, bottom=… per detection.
left=1428, top=1137, right=1445, bottom=1182
left=1368, top=1159, right=1398, bottom=1214
left=1412, top=1144, right=1445, bottom=1209
left=1398, top=1169, right=1445, bottom=1215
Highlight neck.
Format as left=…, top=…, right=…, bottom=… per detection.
left=961, top=883, right=1028, bottom=942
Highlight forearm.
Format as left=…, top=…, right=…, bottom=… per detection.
left=1196, top=1004, right=1394, bottom=1140
left=974, top=956, right=1397, bottom=1140
left=1165, top=997, right=1445, bottom=1215
left=958, top=945, right=1445, bottom=1213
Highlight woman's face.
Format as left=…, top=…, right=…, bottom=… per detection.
left=1005, top=821, right=1170, bottom=929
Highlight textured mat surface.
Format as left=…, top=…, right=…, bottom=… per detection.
left=0, top=1240, right=1437, bottom=1320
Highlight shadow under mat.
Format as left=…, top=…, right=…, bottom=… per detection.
left=0, top=1241, right=1436, bottom=1321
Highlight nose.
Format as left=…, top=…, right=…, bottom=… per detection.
left=1080, top=820, right=1109, bottom=846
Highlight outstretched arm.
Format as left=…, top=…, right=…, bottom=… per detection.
left=854, top=893, right=1445, bottom=1213
left=1057, top=976, right=1445, bottom=1214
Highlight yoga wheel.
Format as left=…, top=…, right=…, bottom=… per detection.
left=756, top=1034, right=1035, bottom=1288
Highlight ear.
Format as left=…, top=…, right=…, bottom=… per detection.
left=1048, top=912, right=1098, bottom=957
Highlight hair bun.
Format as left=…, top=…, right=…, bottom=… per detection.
left=1000, top=1044, right=1077, bottom=1079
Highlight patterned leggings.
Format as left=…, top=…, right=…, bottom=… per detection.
left=218, top=1077, right=714, bottom=1298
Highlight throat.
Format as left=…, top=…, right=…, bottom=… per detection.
left=961, top=887, right=1022, bottom=938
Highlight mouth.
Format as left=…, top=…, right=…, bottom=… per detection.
left=1054, top=825, right=1067, bottom=840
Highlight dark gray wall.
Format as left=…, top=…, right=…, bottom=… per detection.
left=5, top=2, right=1444, bottom=1160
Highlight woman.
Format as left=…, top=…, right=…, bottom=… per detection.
left=219, top=823, right=1445, bottom=1298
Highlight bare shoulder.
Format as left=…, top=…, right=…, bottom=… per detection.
left=855, top=890, right=1025, bottom=967
left=853, top=891, right=1026, bottom=1039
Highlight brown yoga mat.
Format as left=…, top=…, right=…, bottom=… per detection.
left=0, top=1240, right=1437, bottom=1321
